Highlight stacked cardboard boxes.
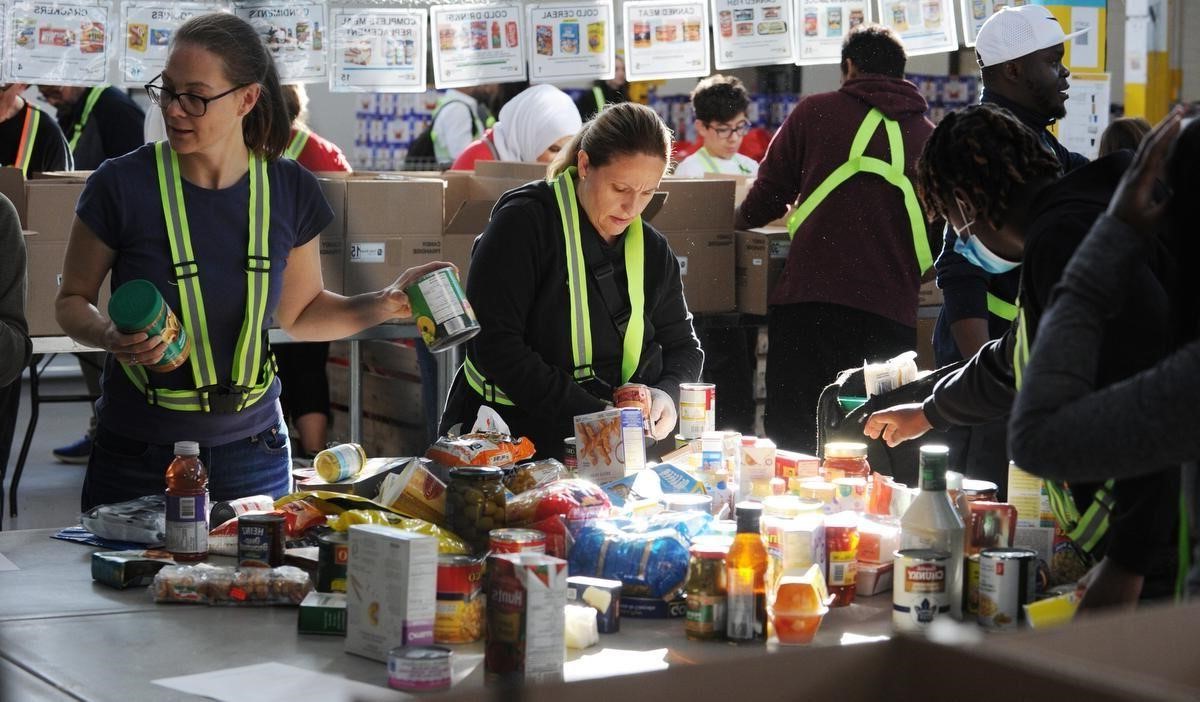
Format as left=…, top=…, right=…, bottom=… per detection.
left=651, top=178, right=737, bottom=314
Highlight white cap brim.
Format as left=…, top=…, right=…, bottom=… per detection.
left=1063, top=25, right=1090, bottom=43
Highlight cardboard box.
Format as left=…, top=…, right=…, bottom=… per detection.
left=344, top=236, right=444, bottom=296
left=25, top=180, right=86, bottom=241
left=328, top=408, right=428, bottom=459
left=328, top=362, right=424, bottom=423
left=345, top=525, right=438, bottom=662
left=329, top=338, right=421, bottom=379
left=918, top=280, right=943, bottom=307
left=345, top=177, right=444, bottom=237
left=485, top=553, right=568, bottom=685
left=444, top=199, right=494, bottom=283
left=298, top=591, right=347, bottom=635
left=474, top=160, right=548, bottom=181
left=318, top=234, right=343, bottom=295
left=736, top=227, right=790, bottom=316
left=650, top=179, right=736, bottom=314
left=23, top=231, right=111, bottom=336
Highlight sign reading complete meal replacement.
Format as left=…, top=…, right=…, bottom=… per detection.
left=526, top=0, right=614, bottom=83
left=234, top=0, right=328, bottom=83
left=5, top=0, right=114, bottom=85
left=795, top=0, right=871, bottom=66
left=119, top=1, right=224, bottom=87
left=623, top=0, right=711, bottom=81
left=710, top=0, right=795, bottom=69
left=430, top=3, right=526, bottom=89
left=873, top=0, right=957, bottom=57
left=329, top=6, right=428, bottom=93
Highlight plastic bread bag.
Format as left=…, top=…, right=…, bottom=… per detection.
left=326, top=509, right=470, bottom=555
left=152, top=563, right=313, bottom=606
left=81, top=495, right=166, bottom=546
left=505, top=459, right=567, bottom=494
left=426, top=432, right=536, bottom=467
left=506, top=479, right=612, bottom=526
left=568, top=522, right=691, bottom=599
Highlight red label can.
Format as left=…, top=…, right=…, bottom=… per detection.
left=435, top=555, right=485, bottom=644
left=614, top=383, right=652, bottom=428
left=489, top=528, right=546, bottom=555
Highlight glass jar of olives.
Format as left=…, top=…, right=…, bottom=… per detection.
left=446, top=467, right=507, bottom=554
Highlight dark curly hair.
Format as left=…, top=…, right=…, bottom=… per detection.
left=916, top=103, right=1062, bottom=229
left=841, top=24, right=906, bottom=78
left=690, top=74, right=750, bottom=125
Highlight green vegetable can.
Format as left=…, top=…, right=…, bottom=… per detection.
left=406, top=268, right=480, bottom=353
left=107, top=279, right=191, bottom=373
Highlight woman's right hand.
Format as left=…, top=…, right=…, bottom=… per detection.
left=1106, top=106, right=1187, bottom=234
left=104, top=324, right=166, bottom=367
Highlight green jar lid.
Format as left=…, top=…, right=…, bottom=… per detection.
left=108, top=279, right=165, bottom=332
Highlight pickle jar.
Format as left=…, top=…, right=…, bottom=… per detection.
left=446, top=467, right=506, bottom=555
left=684, top=545, right=728, bottom=641
left=822, top=442, right=871, bottom=481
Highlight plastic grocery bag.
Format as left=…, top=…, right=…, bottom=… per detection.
left=81, top=495, right=166, bottom=545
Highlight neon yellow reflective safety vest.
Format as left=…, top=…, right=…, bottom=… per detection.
left=11, top=105, right=41, bottom=176
left=786, top=108, right=932, bottom=275
left=431, top=96, right=488, bottom=164
left=67, top=85, right=107, bottom=152
left=696, top=147, right=752, bottom=176
left=1013, top=304, right=1114, bottom=554
left=284, top=127, right=311, bottom=161
left=592, top=86, right=605, bottom=113
left=986, top=292, right=1018, bottom=321
left=117, top=142, right=277, bottom=413
left=463, top=167, right=646, bottom=406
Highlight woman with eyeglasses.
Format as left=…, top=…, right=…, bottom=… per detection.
left=672, top=75, right=758, bottom=179
left=55, top=13, right=449, bottom=510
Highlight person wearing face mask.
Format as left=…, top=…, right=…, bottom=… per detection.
left=450, top=84, right=582, bottom=171
left=55, top=13, right=452, bottom=510
left=439, top=102, right=703, bottom=459
left=863, top=103, right=1182, bottom=609
left=928, top=4, right=1091, bottom=492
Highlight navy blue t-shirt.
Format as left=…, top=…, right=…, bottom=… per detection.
left=77, top=143, right=333, bottom=446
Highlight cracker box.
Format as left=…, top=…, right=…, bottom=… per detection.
left=574, top=408, right=646, bottom=485
left=345, top=525, right=438, bottom=662
left=486, top=553, right=568, bottom=685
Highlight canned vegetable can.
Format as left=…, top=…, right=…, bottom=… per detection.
left=406, top=268, right=480, bottom=353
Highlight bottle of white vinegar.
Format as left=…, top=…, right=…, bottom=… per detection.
left=900, top=445, right=965, bottom=620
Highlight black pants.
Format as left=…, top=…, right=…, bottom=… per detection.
left=765, top=302, right=914, bottom=454
left=274, top=342, right=332, bottom=423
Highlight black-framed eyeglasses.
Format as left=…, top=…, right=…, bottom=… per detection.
left=708, top=120, right=752, bottom=138
left=144, top=73, right=246, bottom=117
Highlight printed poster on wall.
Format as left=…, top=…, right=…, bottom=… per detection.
left=430, top=3, right=526, bottom=89
left=795, top=1, right=872, bottom=66
left=119, top=2, right=225, bottom=86
left=234, top=0, right=328, bottom=83
left=1055, top=72, right=1108, bottom=160
left=874, top=0, right=957, bottom=57
left=526, top=0, right=614, bottom=82
left=5, top=0, right=115, bottom=85
left=959, top=0, right=1031, bottom=47
left=329, top=7, right=427, bottom=93
left=711, top=0, right=795, bottom=69
left=623, top=0, right=711, bottom=81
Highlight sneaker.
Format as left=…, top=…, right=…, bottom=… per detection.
left=52, top=435, right=92, bottom=464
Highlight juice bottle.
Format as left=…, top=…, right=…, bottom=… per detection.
left=726, top=502, right=767, bottom=642
left=165, top=441, right=209, bottom=562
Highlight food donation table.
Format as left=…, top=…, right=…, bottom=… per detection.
left=0, top=527, right=894, bottom=702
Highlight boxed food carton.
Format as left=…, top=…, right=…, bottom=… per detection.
left=345, top=525, right=438, bottom=662
left=574, top=407, right=647, bottom=485
left=486, top=552, right=568, bottom=685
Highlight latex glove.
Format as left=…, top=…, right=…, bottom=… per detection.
left=862, top=402, right=933, bottom=447
left=647, top=387, right=677, bottom=441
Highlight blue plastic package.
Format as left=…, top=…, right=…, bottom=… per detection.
left=568, top=525, right=691, bottom=599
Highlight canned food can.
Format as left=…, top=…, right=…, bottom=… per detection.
left=614, top=383, right=652, bottom=429
left=388, top=645, right=453, bottom=692
left=316, top=531, right=350, bottom=592
left=314, top=443, right=367, bottom=483
left=562, top=437, right=578, bottom=474
left=210, top=495, right=275, bottom=526
left=964, top=553, right=981, bottom=617
left=406, top=267, right=481, bottom=353
left=978, top=548, right=1038, bottom=630
left=237, top=513, right=285, bottom=568
left=661, top=493, right=713, bottom=513
left=435, top=555, right=485, bottom=644
left=489, top=528, right=546, bottom=555
left=107, top=279, right=191, bottom=373
left=678, top=382, right=716, bottom=439
left=893, top=549, right=951, bottom=632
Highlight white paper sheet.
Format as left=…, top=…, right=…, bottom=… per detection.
left=153, top=662, right=400, bottom=702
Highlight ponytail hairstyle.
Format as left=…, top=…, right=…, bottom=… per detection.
left=172, top=13, right=291, bottom=160
left=547, top=102, right=672, bottom=179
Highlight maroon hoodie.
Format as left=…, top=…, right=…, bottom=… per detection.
left=738, top=76, right=939, bottom=328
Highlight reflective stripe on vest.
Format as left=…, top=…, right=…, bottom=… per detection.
left=431, top=97, right=485, bottom=163
left=592, top=86, right=605, bottom=112
left=67, top=85, right=107, bottom=152
left=1013, top=304, right=1112, bottom=553
left=987, top=292, right=1019, bottom=321
left=464, top=167, right=646, bottom=405
left=786, top=108, right=932, bottom=275
left=696, top=147, right=752, bottom=176
left=117, top=142, right=274, bottom=413
left=284, top=128, right=310, bottom=161
left=13, top=106, right=40, bottom=176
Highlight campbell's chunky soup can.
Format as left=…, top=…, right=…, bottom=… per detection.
left=107, top=279, right=191, bottom=373
left=893, top=549, right=951, bottom=632
left=405, top=268, right=480, bottom=352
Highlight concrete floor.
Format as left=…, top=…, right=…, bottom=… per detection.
left=3, top=356, right=91, bottom=532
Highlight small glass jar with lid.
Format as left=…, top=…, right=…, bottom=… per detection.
left=684, top=544, right=728, bottom=641
left=821, top=442, right=871, bottom=481
left=446, top=466, right=506, bottom=554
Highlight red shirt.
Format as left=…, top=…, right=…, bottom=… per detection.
left=293, top=128, right=352, bottom=173
left=450, top=129, right=499, bottom=171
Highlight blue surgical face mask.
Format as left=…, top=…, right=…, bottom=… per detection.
left=951, top=199, right=1021, bottom=275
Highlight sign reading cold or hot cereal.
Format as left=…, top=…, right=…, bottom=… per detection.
left=711, top=0, right=796, bottom=70
left=5, top=0, right=113, bottom=85
left=873, top=0, right=957, bottom=57
left=623, top=0, right=711, bottom=81
left=795, top=1, right=872, bottom=66
left=119, top=1, right=224, bottom=87
left=234, top=0, right=328, bottom=83
left=526, top=0, right=614, bottom=83
left=430, top=3, right=527, bottom=89
left=329, top=7, right=427, bottom=93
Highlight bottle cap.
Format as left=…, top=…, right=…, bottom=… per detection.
left=108, top=279, right=165, bottom=332
left=174, top=441, right=199, bottom=456
left=824, top=442, right=868, bottom=459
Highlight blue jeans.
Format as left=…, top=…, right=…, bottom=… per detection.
left=82, top=420, right=291, bottom=511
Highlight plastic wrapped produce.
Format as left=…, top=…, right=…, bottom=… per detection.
left=506, top=479, right=611, bottom=526
left=569, top=524, right=691, bottom=599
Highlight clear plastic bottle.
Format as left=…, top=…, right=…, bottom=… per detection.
left=726, top=502, right=768, bottom=642
left=900, top=445, right=964, bottom=619
left=165, top=441, right=209, bottom=562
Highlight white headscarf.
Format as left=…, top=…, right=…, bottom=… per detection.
left=491, top=84, right=582, bottom=162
